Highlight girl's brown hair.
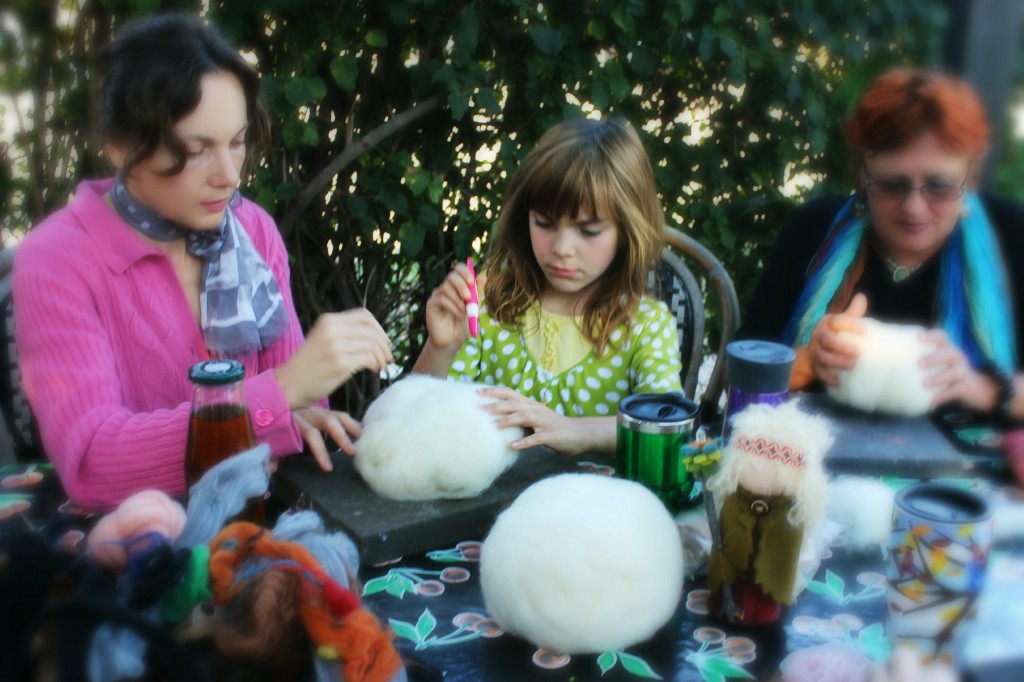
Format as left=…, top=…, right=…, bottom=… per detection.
left=483, top=117, right=665, bottom=355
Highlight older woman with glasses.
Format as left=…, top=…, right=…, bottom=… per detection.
left=738, top=68, right=1024, bottom=421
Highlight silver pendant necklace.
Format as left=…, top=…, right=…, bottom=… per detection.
left=882, top=255, right=922, bottom=283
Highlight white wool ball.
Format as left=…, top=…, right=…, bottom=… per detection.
left=827, top=476, right=896, bottom=549
left=481, top=473, right=684, bottom=654
left=993, top=500, right=1024, bottom=543
left=827, top=319, right=939, bottom=416
left=354, top=375, right=522, bottom=500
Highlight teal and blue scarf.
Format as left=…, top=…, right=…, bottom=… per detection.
left=781, top=193, right=1016, bottom=372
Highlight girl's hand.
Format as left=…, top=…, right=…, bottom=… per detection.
left=293, top=406, right=363, bottom=472
left=423, top=263, right=478, bottom=351
left=275, top=308, right=393, bottom=409
left=477, top=386, right=615, bottom=456
left=792, top=293, right=868, bottom=389
left=413, top=264, right=483, bottom=377
left=919, top=329, right=1000, bottom=412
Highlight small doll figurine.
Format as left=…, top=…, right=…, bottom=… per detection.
left=705, top=400, right=832, bottom=625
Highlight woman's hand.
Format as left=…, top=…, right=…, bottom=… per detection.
left=919, top=329, right=1000, bottom=412
left=412, top=264, right=481, bottom=377
left=293, top=406, right=363, bottom=472
left=477, top=386, right=615, bottom=456
left=275, top=308, right=393, bottom=409
left=791, top=294, right=868, bottom=389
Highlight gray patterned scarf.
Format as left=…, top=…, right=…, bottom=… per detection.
left=110, top=177, right=288, bottom=355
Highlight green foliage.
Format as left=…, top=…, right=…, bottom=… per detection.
left=995, top=40, right=1024, bottom=204
left=1, top=0, right=946, bottom=413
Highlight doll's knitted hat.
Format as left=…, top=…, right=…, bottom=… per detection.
left=709, top=400, right=834, bottom=533
left=728, top=400, right=833, bottom=469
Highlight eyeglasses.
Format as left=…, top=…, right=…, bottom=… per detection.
left=862, top=162, right=971, bottom=203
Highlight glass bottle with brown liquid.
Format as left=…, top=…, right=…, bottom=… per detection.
left=185, top=359, right=265, bottom=523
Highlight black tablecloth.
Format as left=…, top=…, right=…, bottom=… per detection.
left=357, top=478, right=1024, bottom=682
left=3, top=457, right=1023, bottom=681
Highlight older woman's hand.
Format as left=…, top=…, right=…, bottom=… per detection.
left=791, top=294, right=868, bottom=389
left=920, top=329, right=1001, bottom=412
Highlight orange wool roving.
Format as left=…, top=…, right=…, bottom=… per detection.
left=208, top=522, right=401, bottom=682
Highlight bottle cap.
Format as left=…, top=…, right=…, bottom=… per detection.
left=188, top=359, right=245, bottom=385
left=726, top=340, right=795, bottom=394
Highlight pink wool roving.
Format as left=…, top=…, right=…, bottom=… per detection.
left=1004, top=429, right=1024, bottom=486
left=87, top=490, right=187, bottom=570
left=782, top=643, right=870, bottom=682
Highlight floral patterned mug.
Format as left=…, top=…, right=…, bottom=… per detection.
left=886, top=482, right=993, bottom=665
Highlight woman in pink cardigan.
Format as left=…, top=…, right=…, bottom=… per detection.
left=12, top=15, right=392, bottom=509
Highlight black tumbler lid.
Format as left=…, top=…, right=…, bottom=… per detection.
left=189, top=359, right=245, bottom=385
left=895, top=482, right=992, bottom=524
left=726, top=340, right=795, bottom=394
left=618, top=392, right=698, bottom=424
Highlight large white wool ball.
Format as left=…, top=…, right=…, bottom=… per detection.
left=826, top=319, right=939, bottom=416
left=354, top=375, right=522, bottom=500
left=481, top=473, right=684, bottom=654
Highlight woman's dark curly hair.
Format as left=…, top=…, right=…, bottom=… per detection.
left=98, top=13, right=270, bottom=176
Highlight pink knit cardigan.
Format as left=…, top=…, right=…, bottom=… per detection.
left=13, top=178, right=305, bottom=509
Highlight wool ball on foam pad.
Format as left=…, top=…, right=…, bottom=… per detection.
left=827, top=319, right=939, bottom=416
left=354, top=375, right=522, bottom=500
left=481, top=473, right=684, bottom=654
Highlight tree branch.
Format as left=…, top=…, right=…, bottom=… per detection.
left=278, top=96, right=441, bottom=238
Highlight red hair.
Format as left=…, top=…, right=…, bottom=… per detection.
left=845, top=69, right=988, bottom=159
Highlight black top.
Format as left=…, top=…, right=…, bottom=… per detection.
left=738, top=194, right=1024, bottom=369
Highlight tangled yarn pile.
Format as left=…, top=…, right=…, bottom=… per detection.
left=0, top=445, right=405, bottom=682
left=208, top=521, right=401, bottom=682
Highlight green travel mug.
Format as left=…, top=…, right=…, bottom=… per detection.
left=616, top=393, right=700, bottom=511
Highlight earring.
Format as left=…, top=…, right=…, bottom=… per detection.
left=960, top=202, right=971, bottom=219
left=853, top=192, right=866, bottom=217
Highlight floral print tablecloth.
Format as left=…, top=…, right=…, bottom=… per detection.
left=358, top=472, right=1024, bottom=682
left=3, top=459, right=1022, bottom=682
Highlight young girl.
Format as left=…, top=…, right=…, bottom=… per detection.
left=413, top=117, right=683, bottom=455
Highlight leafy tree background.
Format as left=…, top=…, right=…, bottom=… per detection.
left=0, top=0, right=951, bottom=414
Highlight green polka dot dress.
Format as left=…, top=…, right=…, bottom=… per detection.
left=449, top=296, right=683, bottom=416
